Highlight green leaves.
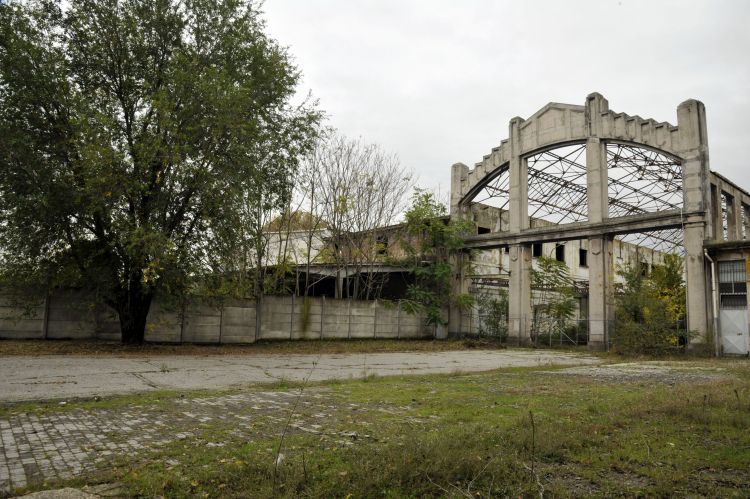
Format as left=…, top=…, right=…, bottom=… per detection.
left=613, top=254, right=687, bottom=354
left=402, top=189, right=471, bottom=327
left=0, top=0, right=320, bottom=342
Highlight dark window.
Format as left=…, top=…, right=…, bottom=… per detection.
left=532, top=243, right=543, bottom=258
left=579, top=248, right=588, bottom=267
left=555, top=244, right=565, bottom=263
left=477, top=226, right=491, bottom=235
left=640, top=261, right=649, bottom=276
left=376, top=235, right=388, bottom=256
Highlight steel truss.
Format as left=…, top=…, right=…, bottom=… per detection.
left=467, top=142, right=684, bottom=253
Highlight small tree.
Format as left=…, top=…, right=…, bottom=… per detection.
left=613, top=254, right=686, bottom=354
left=530, top=256, right=577, bottom=342
left=476, top=289, right=509, bottom=341
left=401, top=189, right=473, bottom=329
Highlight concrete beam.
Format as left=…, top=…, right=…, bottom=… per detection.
left=464, top=209, right=696, bottom=249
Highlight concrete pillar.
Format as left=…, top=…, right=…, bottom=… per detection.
left=677, top=99, right=710, bottom=339
left=728, top=192, right=742, bottom=241
left=450, top=162, right=469, bottom=216
left=585, top=93, right=612, bottom=350
left=710, top=184, right=723, bottom=241
left=508, top=117, right=528, bottom=233
left=587, top=236, right=613, bottom=350
left=508, top=244, right=532, bottom=343
left=586, top=137, right=608, bottom=223
left=507, top=117, right=531, bottom=342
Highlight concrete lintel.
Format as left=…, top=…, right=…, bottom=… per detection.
left=464, top=210, right=697, bottom=249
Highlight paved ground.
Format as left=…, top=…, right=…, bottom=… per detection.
left=0, top=349, right=601, bottom=403
left=0, top=349, right=602, bottom=495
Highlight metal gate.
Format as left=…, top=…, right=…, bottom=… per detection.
left=718, top=260, right=749, bottom=355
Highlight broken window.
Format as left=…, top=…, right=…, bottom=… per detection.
left=532, top=243, right=542, bottom=258
left=555, top=244, right=565, bottom=263
left=579, top=248, right=588, bottom=268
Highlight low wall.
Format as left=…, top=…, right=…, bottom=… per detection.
left=0, top=291, right=432, bottom=343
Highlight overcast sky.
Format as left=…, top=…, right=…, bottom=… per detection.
left=263, top=0, right=750, bottom=195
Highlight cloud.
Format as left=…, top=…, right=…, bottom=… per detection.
left=263, top=0, right=750, bottom=194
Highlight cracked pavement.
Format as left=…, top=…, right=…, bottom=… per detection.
left=0, top=349, right=601, bottom=403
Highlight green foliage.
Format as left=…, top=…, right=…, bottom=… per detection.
left=613, top=254, right=687, bottom=354
left=476, top=290, right=509, bottom=341
left=530, top=256, right=577, bottom=340
left=400, top=189, right=472, bottom=327
left=0, top=0, right=320, bottom=343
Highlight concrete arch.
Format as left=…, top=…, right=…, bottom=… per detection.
left=449, top=93, right=713, bottom=350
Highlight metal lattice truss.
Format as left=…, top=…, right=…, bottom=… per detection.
left=468, top=142, right=685, bottom=253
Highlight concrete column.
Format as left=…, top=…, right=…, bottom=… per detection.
left=508, top=117, right=528, bottom=233
left=507, top=116, right=531, bottom=342
left=585, top=93, right=612, bottom=350
left=450, top=162, right=469, bottom=216
left=587, top=236, right=613, bottom=350
left=677, top=99, right=710, bottom=339
left=508, top=244, right=532, bottom=343
left=728, top=192, right=742, bottom=241
left=586, top=137, right=608, bottom=223
left=710, top=184, right=723, bottom=241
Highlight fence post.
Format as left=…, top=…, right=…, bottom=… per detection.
left=180, top=300, right=186, bottom=343
left=373, top=302, right=377, bottom=339
left=290, top=294, right=295, bottom=340
left=218, top=305, right=224, bottom=344
left=397, top=300, right=401, bottom=339
left=255, top=295, right=262, bottom=342
left=347, top=298, right=352, bottom=339
left=41, top=292, right=50, bottom=339
left=320, top=296, right=325, bottom=340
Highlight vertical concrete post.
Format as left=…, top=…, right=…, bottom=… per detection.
left=587, top=237, right=614, bottom=349
left=677, top=99, right=710, bottom=339
left=507, top=116, right=532, bottom=343
left=320, top=295, right=325, bottom=339
left=450, top=162, right=469, bottom=216
left=585, top=93, right=612, bottom=350
left=728, top=192, right=742, bottom=241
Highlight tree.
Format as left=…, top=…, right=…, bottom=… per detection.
left=401, top=189, right=473, bottom=328
left=613, top=254, right=686, bottom=354
left=303, top=133, right=413, bottom=299
left=0, top=0, right=320, bottom=343
left=530, top=256, right=577, bottom=343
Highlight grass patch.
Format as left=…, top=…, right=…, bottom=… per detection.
left=7, top=361, right=750, bottom=497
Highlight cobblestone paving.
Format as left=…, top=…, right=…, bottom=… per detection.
left=0, top=390, right=340, bottom=496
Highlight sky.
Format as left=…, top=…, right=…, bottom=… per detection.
left=262, top=0, right=750, bottom=195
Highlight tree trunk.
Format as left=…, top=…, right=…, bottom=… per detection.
left=118, top=287, right=154, bottom=344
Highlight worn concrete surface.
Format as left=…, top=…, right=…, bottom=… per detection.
left=0, top=349, right=601, bottom=403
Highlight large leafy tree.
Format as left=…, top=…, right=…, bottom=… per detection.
left=0, top=0, right=320, bottom=343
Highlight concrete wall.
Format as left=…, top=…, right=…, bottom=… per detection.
left=0, top=291, right=431, bottom=343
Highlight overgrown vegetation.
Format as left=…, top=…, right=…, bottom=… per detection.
left=613, top=254, right=688, bottom=354
left=531, top=256, right=578, bottom=343
left=8, top=361, right=750, bottom=497
left=400, top=189, right=474, bottom=329
left=476, top=289, right=509, bottom=340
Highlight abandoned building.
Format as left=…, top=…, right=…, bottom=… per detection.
left=450, top=93, right=750, bottom=355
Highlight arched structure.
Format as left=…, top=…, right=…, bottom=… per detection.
left=450, top=93, right=750, bottom=351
